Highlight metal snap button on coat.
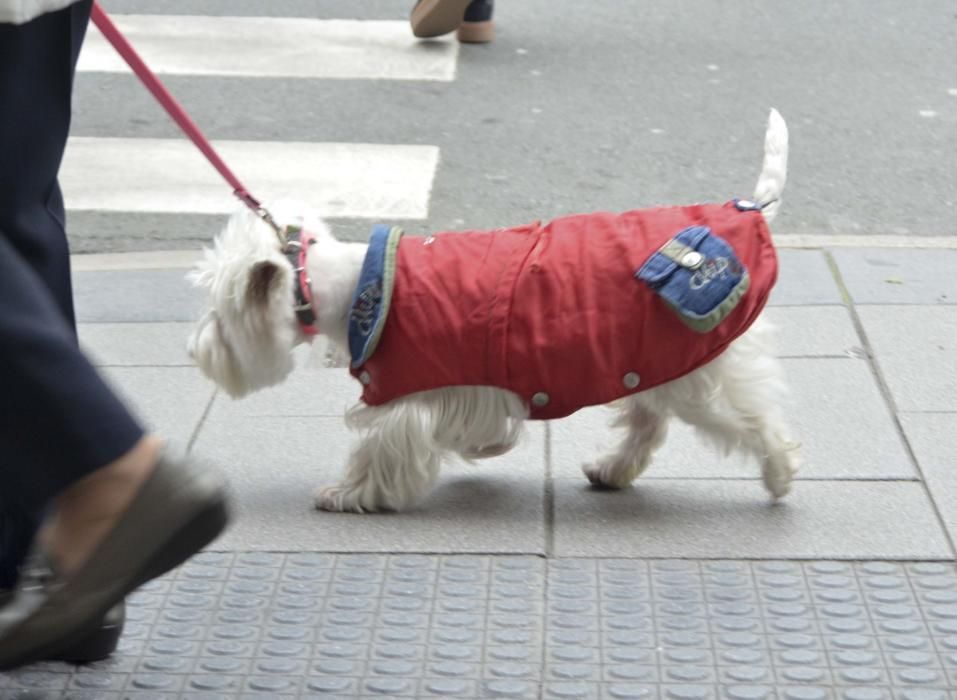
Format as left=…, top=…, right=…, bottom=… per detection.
left=622, top=372, right=641, bottom=389
left=681, top=251, right=704, bottom=269
left=531, top=392, right=550, bottom=407
left=359, top=370, right=371, bottom=385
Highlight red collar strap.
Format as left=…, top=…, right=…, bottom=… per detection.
left=283, top=225, right=319, bottom=336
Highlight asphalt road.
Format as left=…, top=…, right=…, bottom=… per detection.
left=69, top=0, right=957, bottom=252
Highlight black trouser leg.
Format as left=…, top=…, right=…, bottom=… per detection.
left=464, top=0, right=493, bottom=23
left=0, top=1, right=144, bottom=587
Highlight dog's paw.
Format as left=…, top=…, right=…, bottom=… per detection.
left=763, top=443, right=799, bottom=502
left=582, top=460, right=629, bottom=490
left=460, top=443, right=512, bottom=460
left=314, top=485, right=369, bottom=513
left=765, top=475, right=792, bottom=502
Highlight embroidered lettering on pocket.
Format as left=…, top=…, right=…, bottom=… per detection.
left=635, top=225, right=749, bottom=333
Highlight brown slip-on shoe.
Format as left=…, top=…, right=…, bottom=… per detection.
left=1, top=559, right=125, bottom=664
left=53, top=600, right=124, bottom=663
left=410, top=0, right=473, bottom=38
left=0, top=452, right=229, bottom=670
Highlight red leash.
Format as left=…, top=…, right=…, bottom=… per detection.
left=89, top=1, right=284, bottom=239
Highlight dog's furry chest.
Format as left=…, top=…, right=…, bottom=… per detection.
left=348, top=202, right=778, bottom=419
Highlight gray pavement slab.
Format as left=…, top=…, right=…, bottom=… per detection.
left=207, top=357, right=360, bottom=419
left=4, top=555, right=957, bottom=699
left=762, top=305, right=862, bottom=358
left=74, top=269, right=202, bottom=322
left=552, top=358, right=915, bottom=481
left=79, top=322, right=194, bottom=366
left=857, top=306, right=957, bottom=412
left=900, top=413, right=957, bottom=546
left=831, top=249, right=957, bottom=305
left=98, top=365, right=214, bottom=446
left=191, top=414, right=546, bottom=553
left=551, top=480, right=951, bottom=559
left=769, top=250, right=843, bottom=307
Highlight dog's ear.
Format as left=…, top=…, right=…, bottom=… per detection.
left=247, top=260, right=282, bottom=304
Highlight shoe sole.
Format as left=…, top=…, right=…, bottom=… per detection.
left=51, top=604, right=124, bottom=663
left=457, top=19, right=494, bottom=43
left=135, top=495, right=228, bottom=588
left=0, top=494, right=228, bottom=670
left=411, top=0, right=473, bottom=38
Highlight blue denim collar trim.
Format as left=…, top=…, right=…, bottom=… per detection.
left=349, top=224, right=403, bottom=368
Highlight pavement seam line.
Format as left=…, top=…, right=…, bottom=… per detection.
left=544, top=422, right=555, bottom=559
left=186, top=387, right=219, bottom=455
left=822, top=249, right=957, bottom=561
left=538, top=555, right=548, bottom=700
left=198, top=549, right=952, bottom=562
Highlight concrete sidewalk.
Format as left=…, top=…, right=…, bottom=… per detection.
left=3, top=244, right=956, bottom=698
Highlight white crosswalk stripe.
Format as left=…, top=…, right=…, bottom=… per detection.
left=67, top=11, right=450, bottom=223
left=78, top=15, right=459, bottom=81
left=62, top=137, right=439, bottom=219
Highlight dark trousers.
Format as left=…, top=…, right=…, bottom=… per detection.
left=0, top=1, right=144, bottom=587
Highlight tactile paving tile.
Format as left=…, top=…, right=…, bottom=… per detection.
left=1, top=557, right=957, bottom=699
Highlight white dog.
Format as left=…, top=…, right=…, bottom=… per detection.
left=188, top=109, right=798, bottom=513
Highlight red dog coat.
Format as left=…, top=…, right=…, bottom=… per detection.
left=347, top=200, right=778, bottom=420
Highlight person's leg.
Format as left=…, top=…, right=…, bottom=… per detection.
left=0, top=237, right=229, bottom=669
left=0, top=5, right=228, bottom=670
left=0, top=511, right=37, bottom=590
left=0, top=0, right=91, bottom=329
left=0, top=0, right=94, bottom=588
left=0, top=234, right=152, bottom=557
left=458, top=0, right=494, bottom=44
left=0, top=0, right=170, bottom=567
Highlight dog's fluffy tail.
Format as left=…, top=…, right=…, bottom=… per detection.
left=752, top=108, right=788, bottom=224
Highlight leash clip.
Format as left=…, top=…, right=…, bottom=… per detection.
left=234, top=188, right=286, bottom=245
left=256, top=206, right=286, bottom=245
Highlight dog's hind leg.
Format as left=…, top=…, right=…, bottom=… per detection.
left=314, top=401, right=443, bottom=513
left=675, top=395, right=798, bottom=500
left=666, top=325, right=799, bottom=500
left=582, top=398, right=670, bottom=489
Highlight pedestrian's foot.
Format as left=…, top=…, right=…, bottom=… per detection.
left=0, top=565, right=125, bottom=664
left=411, top=0, right=472, bottom=38
left=38, top=435, right=163, bottom=576
left=411, top=0, right=494, bottom=43
left=0, top=447, right=229, bottom=670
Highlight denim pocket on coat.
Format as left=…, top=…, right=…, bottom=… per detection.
left=635, top=225, right=749, bottom=332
